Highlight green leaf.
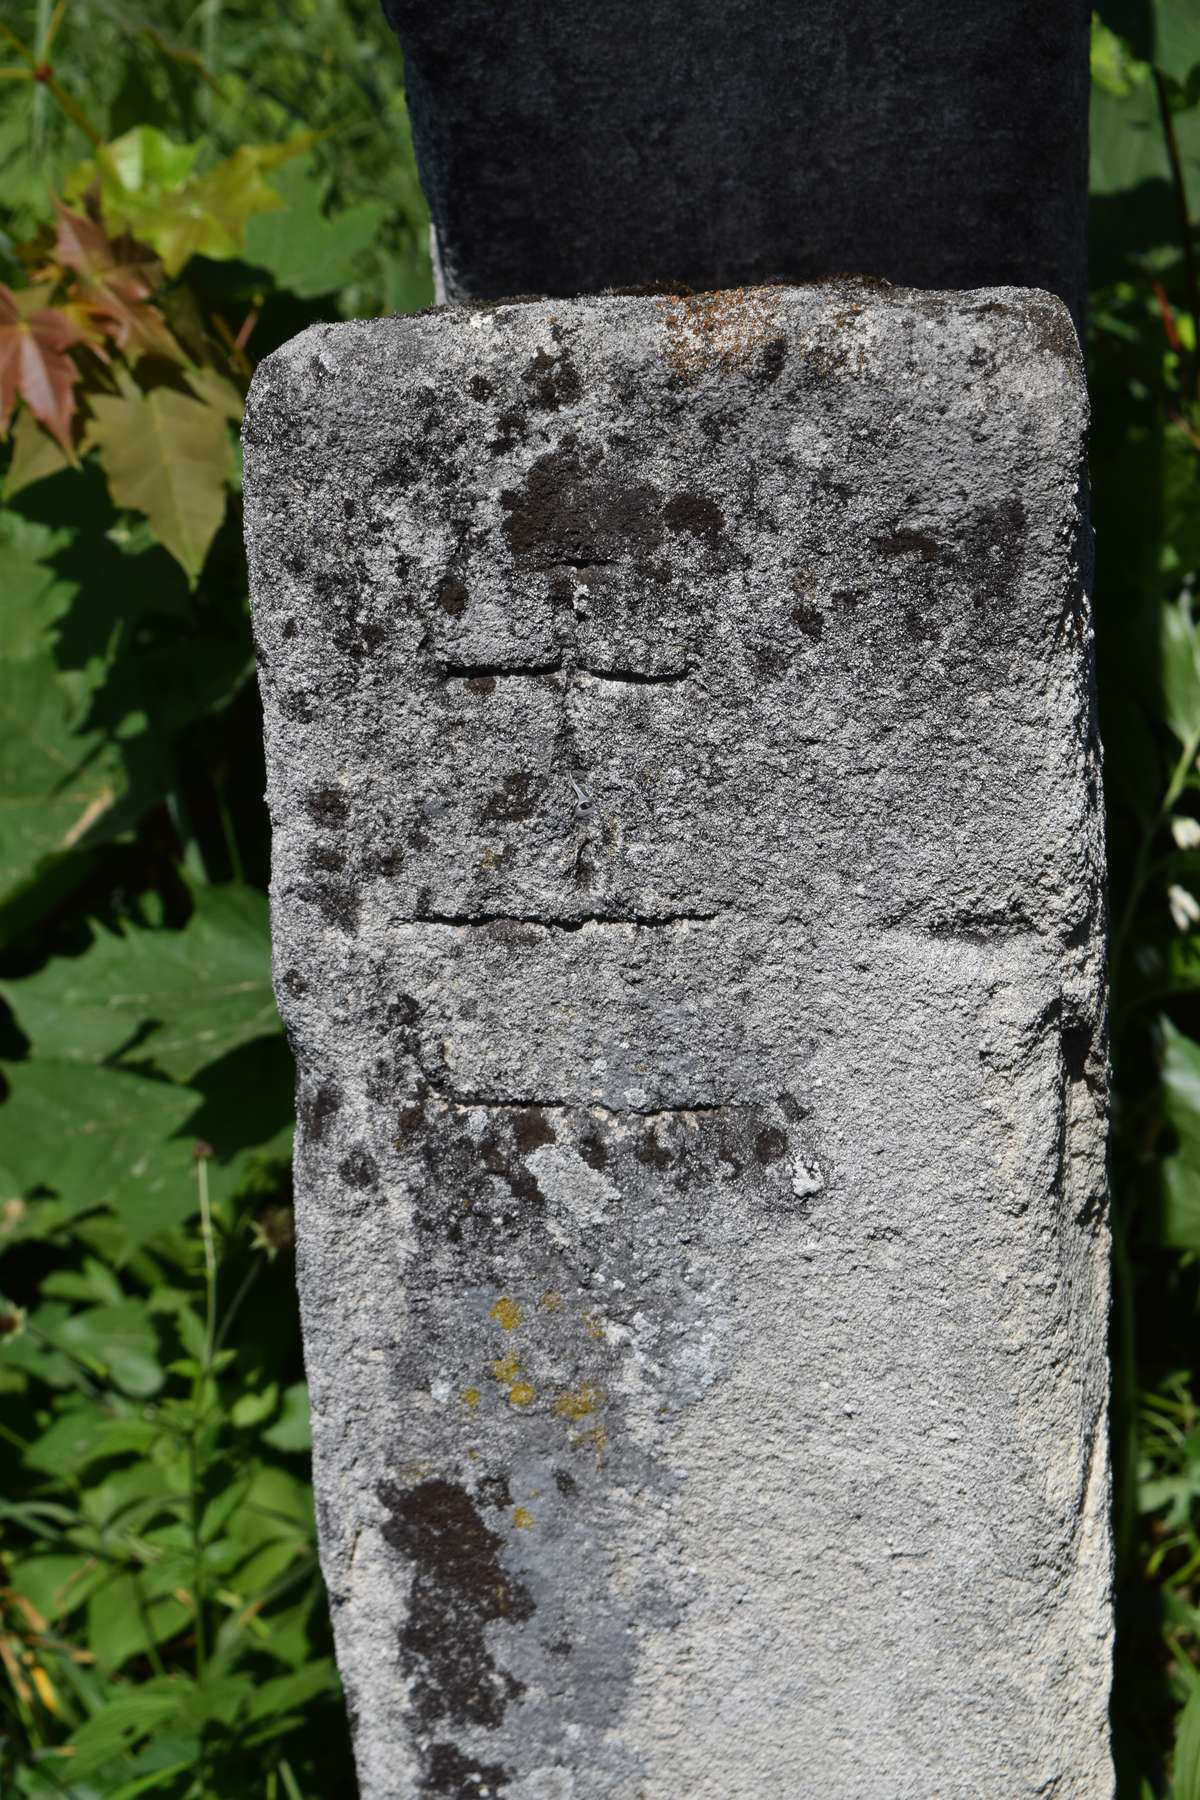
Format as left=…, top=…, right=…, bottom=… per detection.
left=25, top=1404, right=158, bottom=1472
left=243, top=1658, right=339, bottom=1725
left=262, top=1382, right=311, bottom=1453
left=66, top=1681, right=187, bottom=1766
left=0, top=509, right=130, bottom=938
left=8, top=1551, right=108, bottom=1622
left=232, top=1380, right=279, bottom=1430
left=1, top=884, right=277, bottom=1080
left=243, top=155, right=389, bottom=298
left=1155, top=1, right=1200, bottom=85
left=1160, top=1020, right=1200, bottom=1247
left=86, top=378, right=232, bottom=583
left=2, top=407, right=73, bottom=501
left=1161, top=595, right=1200, bottom=747
left=54, top=1301, right=163, bottom=1397
left=0, top=1059, right=201, bottom=1243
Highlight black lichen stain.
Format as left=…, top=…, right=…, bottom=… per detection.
left=777, top=1091, right=805, bottom=1123
left=662, top=491, right=726, bottom=548
left=482, top=1133, right=544, bottom=1209
left=477, top=1472, right=512, bottom=1510
left=491, top=409, right=527, bottom=454
left=437, top=577, right=468, bottom=617
left=965, top=496, right=1027, bottom=610
left=299, top=879, right=361, bottom=933
left=512, top=1107, right=557, bottom=1154
left=299, top=1081, right=342, bottom=1143
left=379, top=1477, right=535, bottom=1740
left=636, top=1127, right=674, bottom=1170
left=902, top=604, right=936, bottom=643
left=424, top=1740, right=512, bottom=1798
left=791, top=602, right=824, bottom=642
left=579, top=1132, right=608, bottom=1171
left=500, top=444, right=662, bottom=565
left=281, top=967, right=308, bottom=998
left=306, top=842, right=347, bottom=874
left=873, top=528, right=942, bottom=562
left=522, top=346, right=582, bottom=411
left=756, top=336, right=788, bottom=383
left=397, top=1093, right=426, bottom=1137
left=751, top=641, right=791, bottom=679
left=466, top=675, right=497, bottom=695
left=339, top=1147, right=379, bottom=1189
left=481, top=773, right=542, bottom=824
left=554, top=1468, right=578, bottom=1497
left=755, top=1126, right=788, bottom=1166
left=467, top=374, right=494, bottom=402
left=304, top=786, right=349, bottom=827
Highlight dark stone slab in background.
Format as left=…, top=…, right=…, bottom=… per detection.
left=383, top=0, right=1090, bottom=323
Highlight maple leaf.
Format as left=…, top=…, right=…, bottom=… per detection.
left=2, top=407, right=73, bottom=502
left=69, top=127, right=316, bottom=278
left=0, top=285, right=85, bottom=455
left=85, top=373, right=232, bottom=583
left=53, top=204, right=180, bottom=364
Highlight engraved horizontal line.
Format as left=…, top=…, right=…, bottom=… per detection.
left=579, top=666, right=691, bottom=687
left=439, top=657, right=564, bottom=680
left=438, top=660, right=690, bottom=686
left=428, top=1091, right=737, bottom=1119
left=406, top=911, right=718, bottom=931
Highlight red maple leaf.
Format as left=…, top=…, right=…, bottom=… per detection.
left=0, top=285, right=86, bottom=453
left=53, top=204, right=178, bottom=362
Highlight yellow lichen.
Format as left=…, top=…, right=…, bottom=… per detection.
left=491, top=1352, right=521, bottom=1383
left=461, top=1388, right=481, bottom=1409
left=582, top=1313, right=606, bottom=1342
left=538, top=1290, right=563, bottom=1313
left=513, top=1507, right=534, bottom=1530
left=508, top=1382, right=536, bottom=1408
left=553, top=1385, right=605, bottom=1421
left=489, top=1296, right=522, bottom=1332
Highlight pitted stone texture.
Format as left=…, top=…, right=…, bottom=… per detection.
left=383, top=0, right=1090, bottom=326
left=243, top=284, right=1111, bottom=1799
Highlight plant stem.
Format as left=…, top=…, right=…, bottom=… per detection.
left=191, top=1155, right=218, bottom=1686
left=198, top=1155, right=217, bottom=1372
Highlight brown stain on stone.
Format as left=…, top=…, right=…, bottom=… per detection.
left=657, top=286, right=783, bottom=381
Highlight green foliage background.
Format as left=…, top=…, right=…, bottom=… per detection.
left=0, top=1, right=1199, bottom=1793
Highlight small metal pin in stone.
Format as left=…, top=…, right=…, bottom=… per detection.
left=567, top=771, right=595, bottom=826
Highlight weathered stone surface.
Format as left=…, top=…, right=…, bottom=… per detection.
left=383, top=0, right=1091, bottom=324
left=243, top=282, right=1111, bottom=1797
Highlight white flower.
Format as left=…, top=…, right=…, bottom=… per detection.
left=1168, top=883, right=1200, bottom=932
left=1172, top=816, right=1200, bottom=849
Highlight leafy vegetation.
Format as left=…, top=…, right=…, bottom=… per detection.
left=0, top=0, right=1199, bottom=1793
left=0, top=1, right=429, bottom=1791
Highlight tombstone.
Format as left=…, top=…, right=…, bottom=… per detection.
left=383, top=0, right=1092, bottom=324
left=243, top=278, right=1111, bottom=1795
